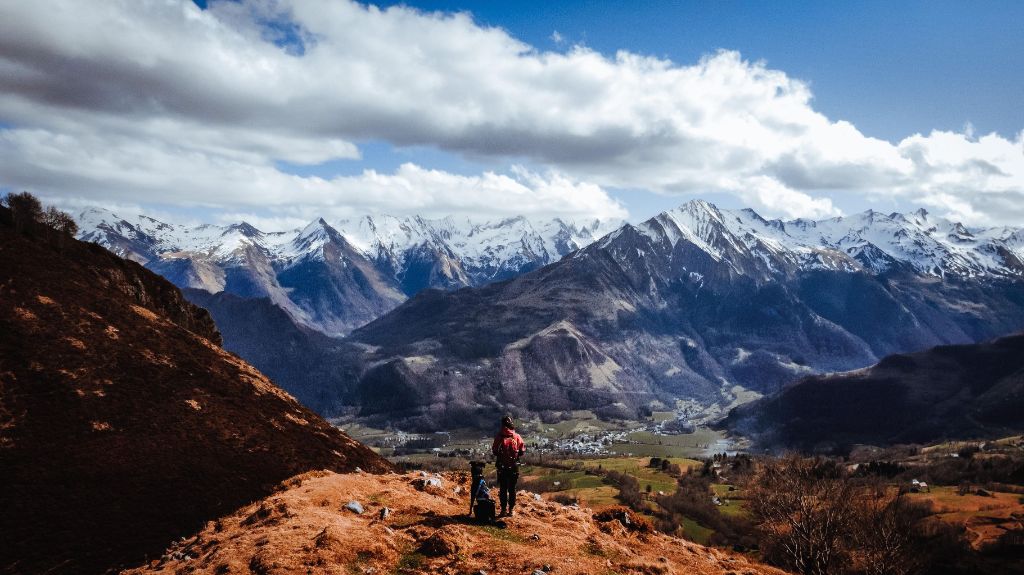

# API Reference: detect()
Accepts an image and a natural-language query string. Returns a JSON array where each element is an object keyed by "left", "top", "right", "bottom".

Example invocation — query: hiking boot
[{"left": 500, "top": 507, "right": 507, "bottom": 516}]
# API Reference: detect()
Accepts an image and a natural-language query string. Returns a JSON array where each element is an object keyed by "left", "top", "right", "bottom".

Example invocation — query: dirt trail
[{"left": 126, "top": 470, "right": 787, "bottom": 575}]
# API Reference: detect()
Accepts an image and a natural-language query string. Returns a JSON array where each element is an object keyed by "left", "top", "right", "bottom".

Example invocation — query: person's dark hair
[{"left": 502, "top": 415, "right": 514, "bottom": 429}]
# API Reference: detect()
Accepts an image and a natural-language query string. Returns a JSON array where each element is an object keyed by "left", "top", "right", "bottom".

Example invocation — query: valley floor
[{"left": 339, "top": 412, "right": 744, "bottom": 461}]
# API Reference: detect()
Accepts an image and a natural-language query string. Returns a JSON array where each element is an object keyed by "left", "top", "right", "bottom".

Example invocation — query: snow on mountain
[
  {"left": 342, "top": 201, "right": 1024, "bottom": 428},
  {"left": 77, "top": 201, "right": 1024, "bottom": 304},
  {"left": 328, "top": 213, "right": 616, "bottom": 287},
  {"left": 74, "top": 201, "right": 1024, "bottom": 425},
  {"left": 78, "top": 208, "right": 612, "bottom": 276},
  {"left": 76, "top": 200, "right": 1023, "bottom": 337},
  {"left": 76, "top": 207, "right": 618, "bottom": 334},
  {"left": 620, "top": 200, "right": 1024, "bottom": 281}
]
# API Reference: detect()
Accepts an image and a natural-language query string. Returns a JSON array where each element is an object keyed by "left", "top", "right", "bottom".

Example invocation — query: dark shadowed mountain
[
  {"left": 0, "top": 207, "right": 392, "bottom": 575},
  {"left": 723, "top": 332, "right": 1024, "bottom": 451},
  {"left": 181, "top": 288, "right": 359, "bottom": 416},
  {"left": 332, "top": 201, "right": 1024, "bottom": 430}
]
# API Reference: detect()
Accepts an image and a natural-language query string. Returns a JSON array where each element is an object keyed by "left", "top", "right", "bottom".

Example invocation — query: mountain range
[
  {"left": 339, "top": 201, "right": 1024, "bottom": 429},
  {"left": 77, "top": 208, "right": 616, "bottom": 336},
  {"left": 76, "top": 201, "right": 1024, "bottom": 428}
]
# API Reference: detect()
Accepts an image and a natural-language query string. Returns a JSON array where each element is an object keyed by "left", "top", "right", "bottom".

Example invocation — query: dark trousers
[{"left": 497, "top": 465, "right": 519, "bottom": 511}]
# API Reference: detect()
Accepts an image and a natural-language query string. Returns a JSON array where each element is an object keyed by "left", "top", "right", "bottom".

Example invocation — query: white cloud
[
  {"left": 0, "top": 125, "right": 627, "bottom": 223},
  {"left": 0, "top": 0, "right": 1022, "bottom": 225},
  {"left": 893, "top": 129, "right": 1024, "bottom": 225},
  {"left": 729, "top": 176, "right": 841, "bottom": 220}
]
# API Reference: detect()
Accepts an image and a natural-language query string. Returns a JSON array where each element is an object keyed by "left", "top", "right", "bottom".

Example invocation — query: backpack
[
  {"left": 496, "top": 434, "right": 521, "bottom": 468},
  {"left": 474, "top": 477, "right": 491, "bottom": 500}
]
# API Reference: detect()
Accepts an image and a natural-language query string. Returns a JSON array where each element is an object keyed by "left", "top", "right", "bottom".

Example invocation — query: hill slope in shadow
[
  {"left": 725, "top": 332, "right": 1024, "bottom": 451},
  {"left": 0, "top": 208, "right": 393, "bottom": 574}
]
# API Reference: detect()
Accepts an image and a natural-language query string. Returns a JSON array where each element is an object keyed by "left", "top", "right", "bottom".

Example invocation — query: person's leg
[
  {"left": 507, "top": 469, "right": 519, "bottom": 514},
  {"left": 497, "top": 468, "right": 509, "bottom": 513}
]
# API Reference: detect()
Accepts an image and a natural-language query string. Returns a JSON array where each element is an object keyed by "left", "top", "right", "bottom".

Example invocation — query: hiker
[{"left": 491, "top": 415, "right": 525, "bottom": 516}]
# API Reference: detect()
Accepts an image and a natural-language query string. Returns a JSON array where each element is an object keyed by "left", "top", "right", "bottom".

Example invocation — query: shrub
[
  {"left": 604, "top": 470, "right": 643, "bottom": 510},
  {"left": 550, "top": 492, "right": 578, "bottom": 506},
  {"left": 593, "top": 506, "right": 654, "bottom": 534},
  {"left": 518, "top": 475, "right": 562, "bottom": 493}
]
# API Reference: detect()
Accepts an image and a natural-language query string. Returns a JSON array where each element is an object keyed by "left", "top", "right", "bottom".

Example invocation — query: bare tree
[
  {"left": 748, "top": 456, "right": 856, "bottom": 575},
  {"left": 3, "top": 192, "right": 79, "bottom": 251},
  {"left": 42, "top": 205, "right": 79, "bottom": 251},
  {"left": 850, "top": 489, "right": 925, "bottom": 575},
  {"left": 3, "top": 191, "right": 44, "bottom": 234},
  {"left": 44, "top": 206, "right": 77, "bottom": 232}
]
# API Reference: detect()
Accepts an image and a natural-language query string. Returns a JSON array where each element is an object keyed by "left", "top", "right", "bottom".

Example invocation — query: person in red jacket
[{"left": 491, "top": 415, "right": 525, "bottom": 516}]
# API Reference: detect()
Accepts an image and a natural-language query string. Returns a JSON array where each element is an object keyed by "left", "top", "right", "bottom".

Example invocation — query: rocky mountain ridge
[
  {"left": 77, "top": 208, "right": 616, "bottom": 335},
  {"left": 75, "top": 201, "right": 1024, "bottom": 429},
  {"left": 336, "top": 200, "right": 1024, "bottom": 429},
  {"left": 611, "top": 200, "right": 1024, "bottom": 281}
]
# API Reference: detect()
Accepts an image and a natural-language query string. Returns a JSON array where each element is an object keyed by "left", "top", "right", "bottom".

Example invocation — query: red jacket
[{"left": 492, "top": 427, "right": 525, "bottom": 466}]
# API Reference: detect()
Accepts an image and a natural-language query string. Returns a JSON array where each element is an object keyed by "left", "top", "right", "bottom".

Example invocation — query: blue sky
[{"left": 2, "top": 0, "right": 1023, "bottom": 229}]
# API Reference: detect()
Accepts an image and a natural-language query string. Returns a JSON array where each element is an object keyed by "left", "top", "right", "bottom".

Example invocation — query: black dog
[{"left": 469, "top": 460, "right": 495, "bottom": 522}]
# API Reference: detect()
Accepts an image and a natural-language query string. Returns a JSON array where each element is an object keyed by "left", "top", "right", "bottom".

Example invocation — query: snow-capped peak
[
  {"left": 626, "top": 203, "right": 1024, "bottom": 280},
  {"left": 76, "top": 208, "right": 620, "bottom": 291}
]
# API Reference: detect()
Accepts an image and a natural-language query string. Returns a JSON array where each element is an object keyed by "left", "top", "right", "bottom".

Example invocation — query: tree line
[{"left": 2, "top": 191, "right": 79, "bottom": 250}]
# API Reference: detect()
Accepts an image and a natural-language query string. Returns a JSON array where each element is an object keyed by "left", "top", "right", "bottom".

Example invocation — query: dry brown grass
[{"left": 125, "top": 471, "right": 787, "bottom": 575}]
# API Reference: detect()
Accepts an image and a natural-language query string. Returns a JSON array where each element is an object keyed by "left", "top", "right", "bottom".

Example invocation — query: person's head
[
  {"left": 501, "top": 415, "right": 514, "bottom": 429},
  {"left": 470, "top": 460, "right": 486, "bottom": 475}
]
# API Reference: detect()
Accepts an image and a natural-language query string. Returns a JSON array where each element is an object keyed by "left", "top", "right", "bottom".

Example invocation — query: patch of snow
[{"left": 621, "top": 200, "right": 1024, "bottom": 280}]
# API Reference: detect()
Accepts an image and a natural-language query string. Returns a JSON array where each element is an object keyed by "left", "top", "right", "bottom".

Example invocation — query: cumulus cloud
[
  {"left": 0, "top": 0, "right": 1022, "bottom": 225},
  {"left": 0, "top": 124, "right": 626, "bottom": 223}
]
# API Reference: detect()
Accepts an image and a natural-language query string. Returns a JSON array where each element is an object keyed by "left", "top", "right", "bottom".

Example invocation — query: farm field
[
  {"left": 711, "top": 483, "right": 748, "bottom": 518},
  {"left": 606, "top": 428, "right": 737, "bottom": 458},
  {"left": 680, "top": 516, "right": 715, "bottom": 545},
  {"left": 910, "top": 486, "right": 1024, "bottom": 549},
  {"left": 565, "top": 456, "right": 701, "bottom": 495},
  {"left": 517, "top": 465, "right": 623, "bottom": 509}
]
